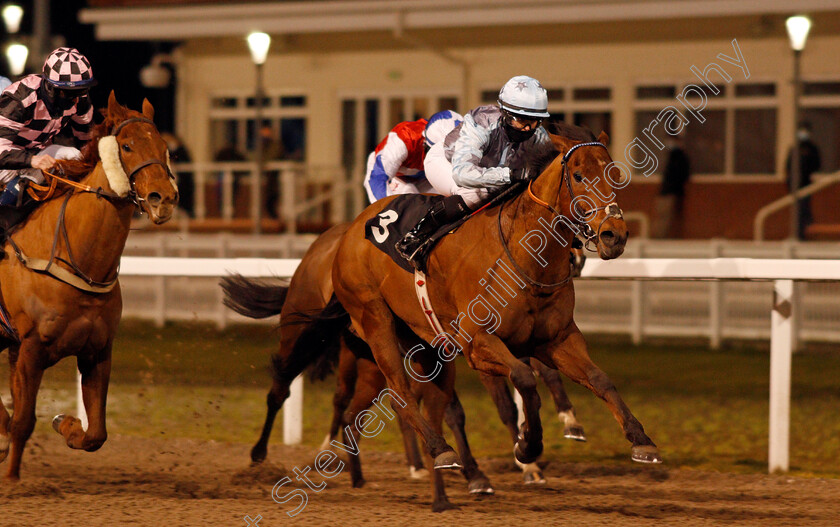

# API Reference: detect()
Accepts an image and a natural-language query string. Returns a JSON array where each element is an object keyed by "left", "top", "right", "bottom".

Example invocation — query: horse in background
[{"left": 0, "top": 92, "right": 178, "bottom": 480}]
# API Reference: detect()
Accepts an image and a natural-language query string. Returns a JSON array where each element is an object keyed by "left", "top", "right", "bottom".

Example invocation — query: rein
[
  {"left": 7, "top": 116, "right": 166, "bottom": 294},
  {"left": 496, "top": 141, "right": 623, "bottom": 289}
]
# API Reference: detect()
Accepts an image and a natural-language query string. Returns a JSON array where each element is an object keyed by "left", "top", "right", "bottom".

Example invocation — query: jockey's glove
[{"left": 509, "top": 167, "right": 531, "bottom": 182}]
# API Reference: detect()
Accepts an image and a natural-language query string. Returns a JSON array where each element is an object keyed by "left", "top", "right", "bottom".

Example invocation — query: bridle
[
  {"left": 497, "top": 140, "right": 624, "bottom": 289},
  {"left": 6, "top": 116, "right": 173, "bottom": 294},
  {"left": 111, "top": 117, "right": 176, "bottom": 207}
]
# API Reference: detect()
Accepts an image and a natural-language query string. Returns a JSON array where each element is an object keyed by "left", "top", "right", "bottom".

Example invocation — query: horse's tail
[
  {"left": 279, "top": 294, "right": 349, "bottom": 382},
  {"left": 220, "top": 274, "right": 289, "bottom": 319}
]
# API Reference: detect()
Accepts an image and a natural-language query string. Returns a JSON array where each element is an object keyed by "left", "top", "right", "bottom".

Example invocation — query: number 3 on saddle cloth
[{"left": 364, "top": 195, "right": 463, "bottom": 273}]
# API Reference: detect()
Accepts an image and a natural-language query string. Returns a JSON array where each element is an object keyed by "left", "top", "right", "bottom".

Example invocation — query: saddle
[{"left": 364, "top": 183, "right": 528, "bottom": 272}]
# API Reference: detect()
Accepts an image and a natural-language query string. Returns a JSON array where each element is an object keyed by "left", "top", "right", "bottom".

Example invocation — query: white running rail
[{"left": 72, "top": 256, "right": 840, "bottom": 472}]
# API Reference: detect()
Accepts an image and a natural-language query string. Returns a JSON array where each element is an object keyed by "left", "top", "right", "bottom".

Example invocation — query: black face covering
[{"left": 503, "top": 122, "right": 537, "bottom": 143}]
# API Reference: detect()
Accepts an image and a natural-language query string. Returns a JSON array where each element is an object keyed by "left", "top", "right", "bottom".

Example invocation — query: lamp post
[
  {"left": 3, "top": 3, "right": 27, "bottom": 78},
  {"left": 247, "top": 31, "right": 270, "bottom": 234},
  {"left": 786, "top": 15, "right": 812, "bottom": 240}
]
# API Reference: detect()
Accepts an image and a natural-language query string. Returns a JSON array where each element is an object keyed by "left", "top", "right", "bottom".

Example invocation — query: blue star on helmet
[{"left": 515, "top": 81, "right": 528, "bottom": 91}]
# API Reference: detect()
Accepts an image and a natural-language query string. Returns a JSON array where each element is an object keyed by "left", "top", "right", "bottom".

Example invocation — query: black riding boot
[{"left": 396, "top": 195, "right": 469, "bottom": 267}]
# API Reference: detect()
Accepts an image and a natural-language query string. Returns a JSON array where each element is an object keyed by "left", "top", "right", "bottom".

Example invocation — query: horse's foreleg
[
  {"left": 470, "top": 333, "right": 543, "bottom": 465},
  {"left": 352, "top": 303, "right": 458, "bottom": 469},
  {"left": 477, "top": 372, "right": 544, "bottom": 484},
  {"left": 443, "top": 390, "right": 493, "bottom": 494},
  {"left": 530, "top": 358, "right": 586, "bottom": 442},
  {"left": 0, "top": 369, "right": 9, "bottom": 464},
  {"left": 54, "top": 349, "right": 111, "bottom": 452},
  {"left": 539, "top": 329, "right": 661, "bottom": 463},
  {"left": 5, "top": 346, "right": 44, "bottom": 480}
]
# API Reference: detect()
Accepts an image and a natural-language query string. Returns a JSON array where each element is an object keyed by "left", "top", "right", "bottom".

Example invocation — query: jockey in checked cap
[
  {"left": 363, "top": 110, "right": 463, "bottom": 204},
  {"left": 0, "top": 47, "right": 96, "bottom": 209}
]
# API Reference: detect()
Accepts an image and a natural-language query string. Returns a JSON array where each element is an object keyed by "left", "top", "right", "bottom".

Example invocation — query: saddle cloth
[{"left": 364, "top": 194, "right": 455, "bottom": 272}]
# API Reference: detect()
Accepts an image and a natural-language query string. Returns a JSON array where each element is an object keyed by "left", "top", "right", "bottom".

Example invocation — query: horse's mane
[
  {"left": 52, "top": 107, "right": 140, "bottom": 180},
  {"left": 524, "top": 121, "right": 598, "bottom": 175}
]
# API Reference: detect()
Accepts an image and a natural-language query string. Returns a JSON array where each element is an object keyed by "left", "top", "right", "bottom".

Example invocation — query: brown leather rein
[{"left": 7, "top": 116, "right": 170, "bottom": 294}]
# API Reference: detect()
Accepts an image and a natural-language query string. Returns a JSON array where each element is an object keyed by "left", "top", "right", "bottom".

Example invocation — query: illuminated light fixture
[
  {"left": 247, "top": 31, "right": 271, "bottom": 65},
  {"left": 6, "top": 42, "right": 27, "bottom": 75},
  {"left": 2, "top": 4, "right": 23, "bottom": 34},
  {"left": 785, "top": 15, "right": 812, "bottom": 52}
]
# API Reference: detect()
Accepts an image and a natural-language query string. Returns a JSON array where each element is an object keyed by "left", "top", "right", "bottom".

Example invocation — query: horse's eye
[
  {"left": 122, "top": 143, "right": 132, "bottom": 153},
  {"left": 573, "top": 171, "right": 583, "bottom": 182}
]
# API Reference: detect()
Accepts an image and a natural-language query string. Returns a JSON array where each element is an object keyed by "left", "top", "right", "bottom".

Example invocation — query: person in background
[
  {"left": 786, "top": 122, "right": 821, "bottom": 240},
  {"left": 363, "top": 110, "right": 463, "bottom": 204},
  {"left": 653, "top": 133, "right": 690, "bottom": 239}
]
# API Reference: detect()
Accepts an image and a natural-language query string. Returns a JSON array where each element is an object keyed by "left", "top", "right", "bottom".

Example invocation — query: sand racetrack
[{"left": 3, "top": 431, "right": 839, "bottom": 526}]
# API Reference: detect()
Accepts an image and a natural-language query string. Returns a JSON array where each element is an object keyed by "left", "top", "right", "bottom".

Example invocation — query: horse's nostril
[
  {"left": 600, "top": 230, "right": 615, "bottom": 245},
  {"left": 147, "top": 192, "right": 162, "bottom": 207}
]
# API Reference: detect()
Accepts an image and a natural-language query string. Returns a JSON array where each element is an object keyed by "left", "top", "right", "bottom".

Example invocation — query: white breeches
[
  {"left": 0, "top": 144, "right": 83, "bottom": 185},
  {"left": 423, "top": 143, "right": 490, "bottom": 209}
]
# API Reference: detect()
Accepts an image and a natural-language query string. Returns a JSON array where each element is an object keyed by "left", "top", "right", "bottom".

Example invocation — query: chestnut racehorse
[
  {"left": 0, "top": 92, "right": 178, "bottom": 480},
  {"left": 329, "top": 124, "right": 661, "bottom": 482}
]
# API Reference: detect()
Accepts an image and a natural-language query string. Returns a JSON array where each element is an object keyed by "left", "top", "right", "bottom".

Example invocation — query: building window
[
  {"left": 209, "top": 92, "right": 308, "bottom": 162},
  {"left": 633, "top": 81, "right": 776, "bottom": 178},
  {"left": 801, "top": 81, "right": 840, "bottom": 173}
]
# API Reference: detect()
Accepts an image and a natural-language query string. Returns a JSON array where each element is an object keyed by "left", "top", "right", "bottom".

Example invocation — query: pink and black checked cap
[{"left": 42, "top": 47, "right": 96, "bottom": 89}]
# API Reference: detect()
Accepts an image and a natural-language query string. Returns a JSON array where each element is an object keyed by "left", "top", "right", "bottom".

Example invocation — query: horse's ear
[
  {"left": 107, "top": 91, "right": 119, "bottom": 112},
  {"left": 107, "top": 91, "right": 127, "bottom": 123},
  {"left": 597, "top": 131, "right": 610, "bottom": 146},
  {"left": 549, "top": 133, "right": 576, "bottom": 155},
  {"left": 142, "top": 98, "right": 155, "bottom": 120}
]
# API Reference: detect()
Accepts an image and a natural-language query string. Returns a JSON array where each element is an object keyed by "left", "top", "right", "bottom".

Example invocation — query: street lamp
[
  {"left": 785, "top": 15, "right": 812, "bottom": 240},
  {"left": 3, "top": 3, "right": 27, "bottom": 78},
  {"left": 247, "top": 31, "right": 270, "bottom": 234}
]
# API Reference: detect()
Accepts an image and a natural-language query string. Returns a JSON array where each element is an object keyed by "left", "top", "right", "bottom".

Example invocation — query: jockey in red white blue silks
[
  {"left": 363, "top": 110, "right": 463, "bottom": 203},
  {"left": 0, "top": 47, "right": 96, "bottom": 208}
]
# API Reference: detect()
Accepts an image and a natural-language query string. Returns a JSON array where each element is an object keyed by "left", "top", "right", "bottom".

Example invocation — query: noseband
[{"left": 560, "top": 141, "right": 624, "bottom": 250}]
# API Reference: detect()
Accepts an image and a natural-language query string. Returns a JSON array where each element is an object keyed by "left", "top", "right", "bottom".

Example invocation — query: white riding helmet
[
  {"left": 497, "top": 75, "right": 550, "bottom": 118},
  {"left": 424, "top": 110, "right": 463, "bottom": 149}
]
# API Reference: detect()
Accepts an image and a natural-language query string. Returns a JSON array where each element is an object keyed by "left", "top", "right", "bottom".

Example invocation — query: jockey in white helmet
[{"left": 397, "top": 75, "right": 555, "bottom": 266}]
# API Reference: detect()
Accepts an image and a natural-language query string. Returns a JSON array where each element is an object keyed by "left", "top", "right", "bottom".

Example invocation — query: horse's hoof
[
  {"left": 409, "top": 466, "right": 429, "bottom": 479},
  {"left": 468, "top": 476, "right": 495, "bottom": 495},
  {"left": 433, "top": 450, "right": 462, "bottom": 470},
  {"left": 318, "top": 433, "right": 333, "bottom": 452},
  {"left": 250, "top": 446, "right": 267, "bottom": 464},
  {"left": 51, "top": 414, "right": 66, "bottom": 434},
  {"left": 351, "top": 477, "right": 366, "bottom": 489},
  {"left": 432, "top": 501, "right": 460, "bottom": 513},
  {"left": 631, "top": 445, "right": 662, "bottom": 464},
  {"left": 563, "top": 425, "right": 587, "bottom": 442},
  {"left": 513, "top": 442, "right": 542, "bottom": 465},
  {"left": 522, "top": 468, "right": 546, "bottom": 485}
]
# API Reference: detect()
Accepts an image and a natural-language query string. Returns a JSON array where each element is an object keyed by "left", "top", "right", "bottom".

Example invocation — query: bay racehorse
[
  {"left": 329, "top": 123, "right": 661, "bottom": 479},
  {"left": 222, "top": 224, "right": 585, "bottom": 490},
  {"left": 222, "top": 224, "right": 495, "bottom": 508},
  {"left": 0, "top": 92, "right": 178, "bottom": 480}
]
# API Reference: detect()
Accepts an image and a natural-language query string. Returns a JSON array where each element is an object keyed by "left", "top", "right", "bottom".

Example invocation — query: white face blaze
[
  {"left": 166, "top": 149, "right": 178, "bottom": 192},
  {"left": 98, "top": 135, "right": 131, "bottom": 197}
]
